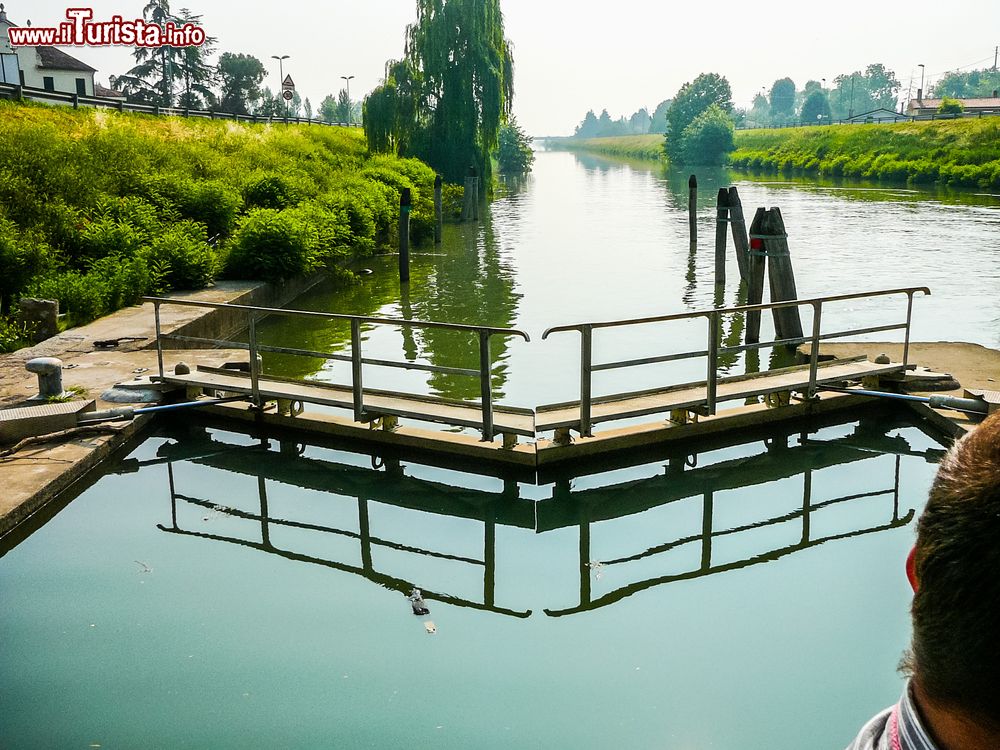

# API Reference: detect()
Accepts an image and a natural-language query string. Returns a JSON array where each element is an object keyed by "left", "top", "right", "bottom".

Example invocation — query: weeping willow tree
[{"left": 364, "top": 0, "right": 514, "bottom": 183}]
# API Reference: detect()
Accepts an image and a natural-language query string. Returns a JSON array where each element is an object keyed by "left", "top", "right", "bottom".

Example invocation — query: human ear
[{"left": 906, "top": 546, "right": 919, "bottom": 593}]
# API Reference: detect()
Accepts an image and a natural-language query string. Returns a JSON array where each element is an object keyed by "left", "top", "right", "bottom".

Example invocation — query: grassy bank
[
  {"left": 732, "top": 119, "right": 1000, "bottom": 188},
  {"left": 547, "top": 135, "right": 664, "bottom": 161},
  {"left": 0, "top": 101, "right": 439, "bottom": 351},
  {"left": 550, "top": 119, "right": 1000, "bottom": 190}
]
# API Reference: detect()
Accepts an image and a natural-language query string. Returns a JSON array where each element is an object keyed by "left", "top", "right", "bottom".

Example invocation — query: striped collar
[{"left": 846, "top": 681, "right": 938, "bottom": 750}]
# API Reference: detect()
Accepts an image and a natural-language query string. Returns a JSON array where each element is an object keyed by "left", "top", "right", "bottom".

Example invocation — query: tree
[
  {"left": 679, "top": 104, "right": 734, "bottom": 165},
  {"left": 336, "top": 88, "right": 352, "bottom": 122},
  {"left": 174, "top": 8, "right": 216, "bottom": 109},
  {"left": 575, "top": 110, "right": 599, "bottom": 138},
  {"left": 938, "top": 97, "right": 964, "bottom": 114},
  {"left": 863, "top": 63, "right": 900, "bottom": 109},
  {"left": 217, "top": 53, "right": 266, "bottom": 115},
  {"left": 933, "top": 68, "right": 1000, "bottom": 98},
  {"left": 665, "top": 73, "right": 732, "bottom": 162},
  {"left": 497, "top": 117, "right": 534, "bottom": 174},
  {"left": 364, "top": 0, "right": 514, "bottom": 182},
  {"left": 319, "top": 94, "right": 337, "bottom": 124},
  {"left": 304, "top": 97, "right": 312, "bottom": 120},
  {"left": 769, "top": 77, "right": 796, "bottom": 124},
  {"left": 648, "top": 99, "right": 671, "bottom": 133},
  {"left": 115, "top": 0, "right": 184, "bottom": 105},
  {"left": 800, "top": 89, "right": 832, "bottom": 124},
  {"left": 629, "top": 107, "right": 651, "bottom": 134},
  {"left": 749, "top": 93, "right": 770, "bottom": 128}
]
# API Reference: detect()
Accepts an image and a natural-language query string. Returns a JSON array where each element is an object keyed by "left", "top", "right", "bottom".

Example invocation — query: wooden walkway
[
  {"left": 163, "top": 366, "right": 536, "bottom": 437},
  {"left": 536, "top": 357, "right": 905, "bottom": 431}
]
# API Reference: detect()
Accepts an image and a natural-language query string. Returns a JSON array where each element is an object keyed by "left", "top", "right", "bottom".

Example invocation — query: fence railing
[
  {"left": 145, "top": 297, "right": 531, "bottom": 441},
  {"left": 541, "top": 287, "right": 931, "bottom": 437},
  {"left": 0, "top": 82, "right": 359, "bottom": 127}
]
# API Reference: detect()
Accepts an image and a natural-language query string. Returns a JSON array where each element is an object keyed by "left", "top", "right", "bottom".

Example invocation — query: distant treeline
[{"left": 570, "top": 64, "right": 1000, "bottom": 136}]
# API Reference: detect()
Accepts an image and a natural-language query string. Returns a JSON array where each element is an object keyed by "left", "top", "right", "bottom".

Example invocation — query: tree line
[{"left": 109, "top": 0, "right": 357, "bottom": 123}]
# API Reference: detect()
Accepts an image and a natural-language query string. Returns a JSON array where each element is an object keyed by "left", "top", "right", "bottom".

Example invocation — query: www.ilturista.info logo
[{"left": 7, "top": 8, "right": 207, "bottom": 47}]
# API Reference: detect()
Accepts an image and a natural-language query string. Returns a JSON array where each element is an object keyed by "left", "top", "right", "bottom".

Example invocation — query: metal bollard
[{"left": 26, "top": 357, "right": 64, "bottom": 400}]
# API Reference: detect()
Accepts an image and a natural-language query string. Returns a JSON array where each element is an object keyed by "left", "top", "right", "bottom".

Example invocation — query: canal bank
[{"left": 0, "top": 276, "right": 323, "bottom": 539}]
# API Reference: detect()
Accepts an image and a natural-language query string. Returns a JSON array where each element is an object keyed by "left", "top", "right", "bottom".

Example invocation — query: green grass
[
  {"left": 0, "top": 101, "right": 438, "bottom": 347},
  {"left": 550, "top": 119, "right": 1000, "bottom": 189},
  {"left": 731, "top": 119, "right": 1000, "bottom": 188},
  {"left": 548, "top": 135, "right": 665, "bottom": 161}
]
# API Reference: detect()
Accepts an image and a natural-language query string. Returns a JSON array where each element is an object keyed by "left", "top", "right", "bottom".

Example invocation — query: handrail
[
  {"left": 541, "top": 287, "right": 930, "bottom": 337},
  {"left": 146, "top": 296, "right": 529, "bottom": 442},
  {"left": 540, "top": 287, "right": 930, "bottom": 437}
]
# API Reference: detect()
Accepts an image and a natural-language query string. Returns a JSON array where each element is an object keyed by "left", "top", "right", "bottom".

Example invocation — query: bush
[
  {"left": 146, "top": 221, "right": 217, "bottom": 289},
  {"left": 938, "top": 97, "right": 964, "bottom": 115},
  {"left": 31, "top": 270, "right": 106, "bottom": 325},
  {"left": 0, "top": 218, "right": 51, "bottom": 313},
  {"left": 242, "top": 173, "right": 302, "bottom": 210},
  {"left": 0, "top": 316, "right": 35, "bottom": 354},
  {"left": 679, "top": 104, "right": 736, "bottom": 165},
  {"left": 226, "top": 208, "right": 318, "bottom": 282}
]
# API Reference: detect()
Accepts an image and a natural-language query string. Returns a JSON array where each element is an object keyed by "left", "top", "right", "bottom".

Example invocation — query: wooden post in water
[
  {"left": 763, "top": 207, "right": 803, "bottom": 341},
  {"left": 745, "top": 207, "right": 768, "bottom": 344},
  {"left": 462, "top": 167, "right": 476, "bottom": 222},
  {"left": 434, "top": 175, "right": 443, "bottom": 244},
  {"left": 727, "top": 186, "right": 750, "bottom": 282},
  {"left": 399, "top": 188, "right": 411, "bottom": 283},
  {"left": 472, "top": 167, "right": 480, "bottom": 221},
  {"left": 688, "top": 174, "right": 698, "bottom": 250},
  {"left": 714, "top": 188, "right": 729, "bottom": 289}
]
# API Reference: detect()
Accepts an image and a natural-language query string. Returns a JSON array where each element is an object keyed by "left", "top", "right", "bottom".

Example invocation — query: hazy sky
[{"left": 13, "top": 0, "right": 1000, "bottom": 134}]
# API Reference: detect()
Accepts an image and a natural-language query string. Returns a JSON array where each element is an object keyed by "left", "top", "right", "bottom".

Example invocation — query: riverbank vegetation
[
  {"left": 549, "top": 117, "right": 1000, "bottom": 189},
  {"left": 0, "top": 101, "right": 437, "bottom": 351},
  {"left": 730, "top": 118, "right": 1000, "bottom": 188}
]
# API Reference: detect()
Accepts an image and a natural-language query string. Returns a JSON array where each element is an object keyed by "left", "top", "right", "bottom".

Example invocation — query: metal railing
[
  {"left": 541, "top": 287, "right": 930, "bottom": 437},
  {"left": 0, "top": 82, "right": 360, "bottom": 126},
  {"left": 145, "top": 297, "right": 530, "bottom": 441}
]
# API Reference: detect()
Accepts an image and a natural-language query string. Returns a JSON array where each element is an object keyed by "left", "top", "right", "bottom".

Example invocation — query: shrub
[
  {"left": 146, "top": 221, "right": 217, "bottom": 289},
  {"left": 0, "top": 316, "right": 35, "bottom": 354},
  {"left": 242, "top": 173, "right": 302, "bottom": 209},
  {"left": 31, "top": 270, "right": 106, "bottom": 325},
  {"left": 0, "top": 218, "right": 51, "bottom": 313},
  {"left": 679, "top": 104, "right": 735, "bottom": 165},
  {"left": 937, "top": 97, "right": 964, "bottom": 115},
  {"left": 226, "top": 208, "right": 318, "bottom": 281}
]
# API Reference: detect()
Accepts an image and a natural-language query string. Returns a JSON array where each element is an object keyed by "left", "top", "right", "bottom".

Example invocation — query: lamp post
[
  {"left": 849, "top": 74, "right": 856, "bottom": 120},
  {"left": 918, "top": 63, "right": 925, "bottom": 98},
  {"left": 272, "top": 54, "right": 289, "bottom": 117},
  {"left": 341, "top": 74, "right": 354, "bottom": 123}
]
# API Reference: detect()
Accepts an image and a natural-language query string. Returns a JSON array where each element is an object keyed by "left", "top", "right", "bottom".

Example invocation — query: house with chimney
[
  {"left": 906, "top": 89, "right": 1000, "bottom": 117},
  {"left": 0, "top": 3, "right": 97, "bottom": 96}
]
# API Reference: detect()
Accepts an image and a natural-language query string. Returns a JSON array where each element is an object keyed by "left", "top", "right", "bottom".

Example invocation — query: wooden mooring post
[
  {"left": 762, "top": 208, "right": 802, "bottom": 340},
  {"left": 688, "top": 174, "right": 697, "bottom": 250},
  {"left": 745, "top": 207, "right": 768, "bottom": 344},
  {"left": 727, "top": 186, "right": 750, "bottom": 282},
  {"left": 399, "top": 188, "right": 411, "bottom": 283},
  {"left": 714, "top": 188, "right": 729, "bottom": 289},
  {"left": 462, "top": 167, "right": 480, "bottom": 222},
  {"left": 434, "top": 174, "right": 443, "bottom": 244},
  {"left": 744, "top": 206, "right": 802, "bottom": 344}
]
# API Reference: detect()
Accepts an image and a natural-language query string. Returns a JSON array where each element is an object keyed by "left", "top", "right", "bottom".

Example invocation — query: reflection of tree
[{"left": 409, "top": 214, "right": 521, "bottom": 400}]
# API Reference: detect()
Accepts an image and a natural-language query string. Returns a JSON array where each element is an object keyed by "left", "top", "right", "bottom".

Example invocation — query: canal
[{"left": 2, "top": 150, "right": 998, "bottom": 748}]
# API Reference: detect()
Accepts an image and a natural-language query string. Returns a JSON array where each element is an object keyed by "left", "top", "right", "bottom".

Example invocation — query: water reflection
[{"left": 124, "top": 411, "right": 941, "bottom": 619}]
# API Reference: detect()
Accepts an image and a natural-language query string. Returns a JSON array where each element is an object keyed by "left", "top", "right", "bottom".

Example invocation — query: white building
[{"left": 0, "top": 4, "right": 97, "bottom": 96}]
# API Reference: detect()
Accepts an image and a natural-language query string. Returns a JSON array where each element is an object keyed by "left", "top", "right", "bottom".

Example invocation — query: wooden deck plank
[
  {"left": 161, "top": 370, "right": 536, "bottom": 437},
  {"left": 535, "top": 359, "right": 906, "bottom": 431}
]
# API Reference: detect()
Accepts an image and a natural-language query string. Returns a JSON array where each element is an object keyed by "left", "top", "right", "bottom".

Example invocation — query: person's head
[{"left": 906, "top": 412, "right": 1000, "bottom": 727}]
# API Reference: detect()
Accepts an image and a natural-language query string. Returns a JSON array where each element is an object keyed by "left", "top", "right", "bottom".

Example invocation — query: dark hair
[{"left": 910, "top": 412, "right": 1000, "bottom": 724}]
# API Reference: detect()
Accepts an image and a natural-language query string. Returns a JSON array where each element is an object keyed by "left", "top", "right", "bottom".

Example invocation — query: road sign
[
  {"left": 282, "top": 90, "right": 294, "bottom": 101},
  {"left": 281, "top": 74, "right": 295, "bottom": 91}
]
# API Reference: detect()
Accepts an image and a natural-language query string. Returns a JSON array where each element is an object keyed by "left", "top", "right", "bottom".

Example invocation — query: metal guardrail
[
  {"left": 541, "top": 287, "right": 931, "bottom": 437},
  {"left": 145, "top": 297, "right": 531, "bottom": 441},
  {"left": 0, "top": 82, "right": 359, "bottom": 127}
]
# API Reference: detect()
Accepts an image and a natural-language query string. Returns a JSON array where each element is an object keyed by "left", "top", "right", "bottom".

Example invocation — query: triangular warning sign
[{"left": 282, "top": 74, "right": 295, "bottom": 90}]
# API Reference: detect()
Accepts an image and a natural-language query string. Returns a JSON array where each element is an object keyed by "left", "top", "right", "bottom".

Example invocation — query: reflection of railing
[
  {"left": 146, "top": 297, "right": 531, "bottom": 441},
  {"left": 541, "top": 287, "right": 930, "bottom": 436},
  {"left": 158, "top": 461, "right": 531, "bottom": 618},
  {"left": 545, "top": 454, "right": 912, "bottom": 617}
]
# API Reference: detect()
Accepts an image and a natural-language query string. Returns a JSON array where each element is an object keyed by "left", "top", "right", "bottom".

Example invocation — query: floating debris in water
[
  {"left": 588, "top": 561, "right": 605, "bottom": 580},
  {"left": 424, "top": 621, "right": 437, "bottom": 634},
  {"left": 134, "top": 560, "right": 152, "bottom": 574},
  {"left": 408, "top": 588, "right": 430, "bottom": 615}
]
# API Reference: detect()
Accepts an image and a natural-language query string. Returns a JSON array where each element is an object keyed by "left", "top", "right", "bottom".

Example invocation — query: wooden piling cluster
[{"left": 462, "top": 167, "right": 480, "bottom": 222}]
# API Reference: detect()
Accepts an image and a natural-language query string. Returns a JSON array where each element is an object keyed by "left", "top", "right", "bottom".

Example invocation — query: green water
[
  {"left": 1, "top": 413, "right": 942, "bottom": 748},
  {"left": 254, "top": 150, "right": 1000, "bottom": 411}
]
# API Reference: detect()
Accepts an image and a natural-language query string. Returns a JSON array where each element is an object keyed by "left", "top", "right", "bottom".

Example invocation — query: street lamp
[
  {"left": 272, "top": 54, "right": 290, "bottom": 117},
  {"left": 918, "top": 63, "right": 925, "bottom": 98},
  {"left": 849, "top": 74, "right": 856, "bottom": 120},
  {"left": 341, "top": 75, "right": 355, "bottom": 123}
]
